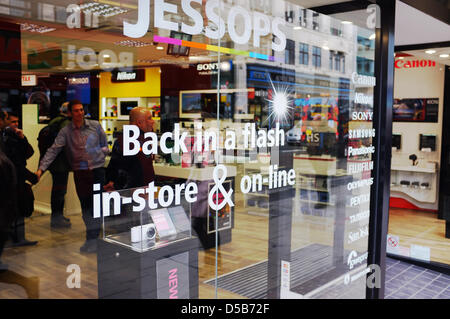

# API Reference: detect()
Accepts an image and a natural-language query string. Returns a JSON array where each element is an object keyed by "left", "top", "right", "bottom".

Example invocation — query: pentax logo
[{"left": 395, "top": 59, "right": 436, "bottom": 69}]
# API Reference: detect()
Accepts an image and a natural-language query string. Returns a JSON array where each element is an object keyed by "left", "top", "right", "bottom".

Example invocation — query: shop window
[
  {"left": 299, "top": 43, "right": 309, "bottom": 65},
  {"left": 342, "top": 55, "right": 346, "bottom": 73},
  {"left": 285, "top": 10, "right": 294, "bottom": 23},
  {"left": 285, "top": 39, "right": 295, "bottom": 65},
  {"left": 357, "top": 56, "right": 374, "bottom": 76},
  {"left": 334, "top": 53, "right": 341, "bottom": 72},
  {"left": 299, "top": 8, "right": 307, "bottom": 27},
  {"left": 329, "top": 51, "right": 334, "bottom": 70},
  {"left": 357, "top": 35, "right": 375, "bottom": 51},
  {"left": 312, "top": 46, "right": 321, "bottom": 68},
  {"left": 312, "top": 12, "right": 320, "bottom": 31},
  {"left": 331, "top": 27, "right": 342, "bottom": 37}
]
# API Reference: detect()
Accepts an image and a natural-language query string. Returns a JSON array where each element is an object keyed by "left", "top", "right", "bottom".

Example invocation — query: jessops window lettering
[{"left": 124, "top": 0, "right": 287, "bottom": 51}]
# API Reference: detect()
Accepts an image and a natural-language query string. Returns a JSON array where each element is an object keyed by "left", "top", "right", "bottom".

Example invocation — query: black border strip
[
  {"left": 310, "top": 0, "right": 373, "bottom": 15},
  {"left": 395, "top": 41, "right": 450, "bottom": 52},
  {"left": 387, "top": 253, "right": 450, "bottom": 275},
  {"left": 400, "top": 0, "right": 450, "bottom": 25},
  {"left": 366, "top": 0, "right": 396, "bottom": 300}
]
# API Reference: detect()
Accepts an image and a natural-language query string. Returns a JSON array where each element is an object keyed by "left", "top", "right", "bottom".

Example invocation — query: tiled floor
[{"left": 385, "top": 257, "right": 450, "bottom": 299}]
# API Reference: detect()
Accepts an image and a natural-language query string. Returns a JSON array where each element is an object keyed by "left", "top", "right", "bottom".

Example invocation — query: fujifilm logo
[{"left": 117, "top": 72, "right": 137, "bottom": 81}]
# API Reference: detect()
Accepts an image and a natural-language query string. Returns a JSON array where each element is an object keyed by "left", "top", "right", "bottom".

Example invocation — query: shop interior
[
  {"left": 386, "top": 1, "right": 450, "bottom": 267},
  {"left": 388, "top": 46, "right": 450, "bottom": 266}
]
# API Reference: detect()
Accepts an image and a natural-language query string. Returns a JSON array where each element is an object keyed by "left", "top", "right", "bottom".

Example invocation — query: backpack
[{"left": 37, "top": 117, "right": 65, "bottom": 160}]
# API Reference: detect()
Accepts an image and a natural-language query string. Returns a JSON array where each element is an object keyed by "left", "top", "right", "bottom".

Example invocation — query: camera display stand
[{"left": 97, "top": 236, "right": 199, "bottom": 299}]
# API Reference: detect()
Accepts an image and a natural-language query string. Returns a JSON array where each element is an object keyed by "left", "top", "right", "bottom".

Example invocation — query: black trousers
[
  {"left": 50, "top": 170, "right": 69, "bottom": 220},
  {"left": 74, "top": 168, "right": 105, "bottom": 240}
]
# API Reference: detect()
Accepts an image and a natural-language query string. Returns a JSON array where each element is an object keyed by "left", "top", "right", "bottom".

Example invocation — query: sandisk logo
[{"left": 395, "top": 59, "right": 436, "bottom": 69}]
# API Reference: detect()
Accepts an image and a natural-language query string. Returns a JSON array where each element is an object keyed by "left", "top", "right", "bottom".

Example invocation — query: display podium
[
  {"left": 97, "top": 236, "right": 199, "bottom": 299},
  {"left": 97, "top": 187, "right": 199, "bottom": 299}
]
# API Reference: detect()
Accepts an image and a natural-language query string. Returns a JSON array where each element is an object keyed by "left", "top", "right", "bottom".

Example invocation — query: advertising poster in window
[{"left": 393, "top": 98, "right": 439, "bottom": 122}]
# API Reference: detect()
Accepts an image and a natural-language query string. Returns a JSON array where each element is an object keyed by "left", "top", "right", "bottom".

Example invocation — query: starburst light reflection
[{"left": 265, "top": 74, "right": 293, "bottom": 124}]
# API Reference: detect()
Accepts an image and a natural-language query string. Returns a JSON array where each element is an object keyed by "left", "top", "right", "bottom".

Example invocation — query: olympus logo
[{"left": 117, "top": 72, "right": 137, "bottom": 81}]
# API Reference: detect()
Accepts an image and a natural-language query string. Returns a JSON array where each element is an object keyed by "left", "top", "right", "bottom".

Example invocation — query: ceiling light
[
  {"left": 156, "top": 46, "right": 164, "bottom": 50},
  {"left": 439, "top": 54, "right": 449, "bottom": 58},
  {"left": 293, "top": 26, "right": 302, "bottom": 30},
  {"left": 114, "top": 40, "right": 151, "bottom": 48},
  {"left": 79, "top": 2, "right": 128, "bottom": 17},
  {"left": 341, "top": 21, "right": 352, "bottom": 25},
  {"left": 425, "top": 50, "right": 436, "bottom": 54},
  {"left": 20, "top": 23, "right": 55, "bottom": 33}
]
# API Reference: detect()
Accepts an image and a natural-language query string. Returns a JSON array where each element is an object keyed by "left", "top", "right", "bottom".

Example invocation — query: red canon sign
[{"left": 395, "top": 59, "right": 436, "bottom": 69}]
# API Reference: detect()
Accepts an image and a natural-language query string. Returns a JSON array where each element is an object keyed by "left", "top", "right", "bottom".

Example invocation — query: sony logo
[
  {"left": 395, "top": 59, "right": 436, "bottom": 69},
  {"left": 124, "top": 0, "right": 286, "bottom": 51},
  {"left": 197, "top": 63, "right": 219, "bottom": 71}
]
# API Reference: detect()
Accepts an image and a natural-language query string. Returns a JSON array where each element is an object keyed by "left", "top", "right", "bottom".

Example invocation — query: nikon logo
[{"left": 116, "top": 72, "right": 137, "bottom": 80}]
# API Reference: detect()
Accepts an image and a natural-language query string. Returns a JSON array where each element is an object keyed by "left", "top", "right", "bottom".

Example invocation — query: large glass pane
[
  {"left": 211, "top": 1, "right": 378, "bottom": 299},
  {"left": 0, "top": 0, "right": 378, "bottom": 300}
]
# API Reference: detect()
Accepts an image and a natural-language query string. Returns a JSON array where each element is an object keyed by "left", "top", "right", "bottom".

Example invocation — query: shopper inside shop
[
  {"left": 104, "top": 106, "right": 155, "bottom": 191},
  {"left": 1, "top": 111, "right": 38, "bottom": 247},
  {"left": 38, "top": 102, "right": 72, "bottom": 229},
  {"left": 36, "top": 100, "right": 109, "bottom": 253},
  {"left": 0, "top": 121, "right": 17, "bottom": 271}
]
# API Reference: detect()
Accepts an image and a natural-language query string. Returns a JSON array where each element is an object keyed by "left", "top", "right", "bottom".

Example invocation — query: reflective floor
[
  {"left": 0, "top": 211, "right": 448, "bottom": 299},
  {"left": 385, "top": 258, "right": 450, "bottom": 299}
]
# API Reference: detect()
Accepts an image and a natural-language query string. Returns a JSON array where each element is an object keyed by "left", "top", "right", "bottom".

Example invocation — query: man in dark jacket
[
  {"left": 104, "top": 106, "right": 155, "bottom": 191},
  {"left": 0, "top": 149, "right": 17, "bottom": 270},
  {"left": 2, "top": 112, "right": 38, "bottom": 246},
  {"left": 45, "top": 102, "right": 72, "bottom": 228}
]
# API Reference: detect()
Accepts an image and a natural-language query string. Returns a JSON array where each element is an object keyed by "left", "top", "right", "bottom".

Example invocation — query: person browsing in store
[
  {"left": 36, "top": 100, "right": 109, "bottom": 253},
  {"left": 1, "top": 111, "right": 38, "bottom": 247},
  {"left": 104, "top": 106, "right": 155, "bottom": 191},
  {"left": 39, "top": 102, "right": 72, "bottom": 229}
]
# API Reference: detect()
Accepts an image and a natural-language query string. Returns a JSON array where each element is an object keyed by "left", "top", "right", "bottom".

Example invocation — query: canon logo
[{"left": 395, "top": 59, "right": 436, "bottom": 69}]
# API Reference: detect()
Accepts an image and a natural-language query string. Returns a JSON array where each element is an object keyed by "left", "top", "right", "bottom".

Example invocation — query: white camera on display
[{"left": 130, "top": 223, "right": 156, "bottom": 243}]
